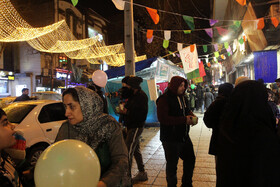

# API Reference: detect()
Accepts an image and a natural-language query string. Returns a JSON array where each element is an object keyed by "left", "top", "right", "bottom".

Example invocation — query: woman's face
[
  {"left": 0, "top": 115, "right": 16, "bottom": 150},
  {"left": 63, "top": 94, "right": 84, "bottom": 125}
]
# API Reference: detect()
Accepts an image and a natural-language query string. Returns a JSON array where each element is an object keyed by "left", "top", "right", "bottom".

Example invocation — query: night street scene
[{"left": 1, "top": 0, "right": 280, "bottom": 186}]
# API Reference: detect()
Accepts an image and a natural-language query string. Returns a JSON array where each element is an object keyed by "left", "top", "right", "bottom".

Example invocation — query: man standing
[
  {"left": 14, "top": 88, "right": 31, "bottom": 102},
  {"left": 156, "top": 76, "right": 197, "bottom": 187},
  {"left": 119, "top": 76, "right": 148, "bottom": 184}
]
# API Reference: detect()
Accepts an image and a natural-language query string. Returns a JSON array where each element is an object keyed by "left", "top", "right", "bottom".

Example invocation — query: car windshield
[{"left": 4, "top": 104, "right": 36, "bottom": 124}]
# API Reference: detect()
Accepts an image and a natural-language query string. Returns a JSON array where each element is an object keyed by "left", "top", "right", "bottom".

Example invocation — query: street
[{"left": 132, "top": 113, "right": 216, "bottom": 187}]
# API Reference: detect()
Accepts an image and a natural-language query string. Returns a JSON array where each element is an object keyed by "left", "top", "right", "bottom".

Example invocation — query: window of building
[
  {"left": 88, "top": 26, "right": 103, "bottom": 42},
  {"left": 0, "top": 80, "right": 8, "bottom": 94}
]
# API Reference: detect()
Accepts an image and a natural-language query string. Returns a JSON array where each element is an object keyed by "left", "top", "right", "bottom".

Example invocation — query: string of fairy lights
[{"left": 0, "top": 0, "right": 145, "bottom": 66}]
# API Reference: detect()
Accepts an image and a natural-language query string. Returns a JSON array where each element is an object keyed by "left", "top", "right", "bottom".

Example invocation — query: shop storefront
[{"left": 0, "top": 71, "right": 15, "bottom": 98}]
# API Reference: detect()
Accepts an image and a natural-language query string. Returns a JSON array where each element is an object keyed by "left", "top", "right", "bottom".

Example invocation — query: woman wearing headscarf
[
  {"left": 217, "top": 80, "right": 280, "bottom": 187},
  {"left": 55, "top": 87, "right": 128, "bottom": 187},
  {"left": 203, "top": 83, "right": 233, "bottom": 163}
]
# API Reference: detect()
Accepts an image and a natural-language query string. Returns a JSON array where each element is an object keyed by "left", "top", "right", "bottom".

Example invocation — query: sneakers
[{"left": 132, "top": 171, "right": 148, "bottom": 183}]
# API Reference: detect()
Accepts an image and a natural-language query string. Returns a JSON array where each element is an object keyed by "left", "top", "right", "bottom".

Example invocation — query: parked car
[
  {"left": 3, "top": 100, "right": 67, "bottom": 166},
  {"left": 0, "top": 96, "right": 16, "bottom": 108}
]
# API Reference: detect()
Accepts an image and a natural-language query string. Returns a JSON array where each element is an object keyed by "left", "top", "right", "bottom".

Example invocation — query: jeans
[{"left": 162, "top": 136, "right": 196, "bottom": 187}]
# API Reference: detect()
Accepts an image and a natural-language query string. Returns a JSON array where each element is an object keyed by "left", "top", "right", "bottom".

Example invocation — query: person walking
[
  {"left": 156, "top": 76, "right": 197, "bottom": 187},
  {"left": 55, "top": 87, "right": 128, "bottom": 187},
  {"left": 204, "top": 87, "right": 214, "bottom": 110},
  {"left": 118, "top": 76, "right": 148, "bottom": 184},
  {"left": 14, "top": 88, "right": 31, "bottom": 102},
  {"left": 217, "top": 80, "right": 280, "bottom": 187},
  {"left": 203, "top": 83, "right": 233, "bottom": 167}
]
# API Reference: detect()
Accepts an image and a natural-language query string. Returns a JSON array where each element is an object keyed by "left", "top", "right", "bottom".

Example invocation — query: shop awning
[{"left": 105, "top": 57, "right": 157, "bottom": 79}]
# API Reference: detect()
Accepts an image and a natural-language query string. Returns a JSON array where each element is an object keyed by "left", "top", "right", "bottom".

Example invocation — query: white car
[{"left": 3, "top": 100, "right": 67, "bottom": 166}]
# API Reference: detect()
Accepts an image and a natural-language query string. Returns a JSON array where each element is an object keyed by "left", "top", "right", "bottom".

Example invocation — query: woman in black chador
[{"left": 217, "top": 80, "right": 280, "bottom": 187}]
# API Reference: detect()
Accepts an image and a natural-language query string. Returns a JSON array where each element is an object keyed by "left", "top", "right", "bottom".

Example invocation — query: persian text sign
[{"left": 179, "top": 45, "right": 199, "bottom": 73}]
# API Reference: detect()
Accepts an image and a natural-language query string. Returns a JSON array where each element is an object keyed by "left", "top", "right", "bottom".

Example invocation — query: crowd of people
[{"left": 2, "top": 74, "right": 280, "bottom": 187}]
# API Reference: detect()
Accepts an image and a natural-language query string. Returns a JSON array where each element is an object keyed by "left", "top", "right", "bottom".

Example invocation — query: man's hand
[
  {"left": 186, "top": 115, "right": 193, "bottom": 125},
  {"left": 97, "top": 181, "right": 107, "bottom": 187}
]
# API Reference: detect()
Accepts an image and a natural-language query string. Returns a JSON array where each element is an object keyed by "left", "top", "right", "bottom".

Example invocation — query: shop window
[{"left": 0, "top": 80, "right": 8, "bottom": 94}]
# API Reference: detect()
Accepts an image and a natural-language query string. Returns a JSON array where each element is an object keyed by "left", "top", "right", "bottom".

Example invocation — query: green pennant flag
[
  {"left": 234, "top": 21, "right": 241, "bottom": 28},
  {"left": 168, "top": 51, "right": 173, "bottom": 54},
  {"left": 203, "top": 45, "right": 208, "bottom": 53},
  {"left": 183, "top": 16, "right": 195, "bottom": 31},
  {"left": 224, "top": 42, "right": 229, "bottom": 49},
  {"left": 239, "top": 38, "right": 244, "bottom": 44},
  {"left": 183, "top": 30, "right": 191, "bottom": 34},
  {"left": 187, "top": 68, "right": 200, "bottom": 80},
  {"left": 71, "top": 0, "right": 78, "bottom": 6},
  {"left": 214, "top": 51, "right": 220, "bottom": 58},
  {"left": 227, "top": 52, "right": 231, "bottom": 56},
  {"left": 163, "top": 39, "right": 169, "bottom": 48}
]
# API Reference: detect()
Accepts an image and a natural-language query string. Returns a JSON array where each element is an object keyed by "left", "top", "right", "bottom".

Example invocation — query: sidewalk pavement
[{"left": 132, "top": 113, "right": 216, "bottom": 187}]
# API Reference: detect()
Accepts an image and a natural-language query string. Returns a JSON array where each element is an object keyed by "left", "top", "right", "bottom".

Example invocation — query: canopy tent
[{"left": 105, "top": 57, "right": 157, "bottom": 79}]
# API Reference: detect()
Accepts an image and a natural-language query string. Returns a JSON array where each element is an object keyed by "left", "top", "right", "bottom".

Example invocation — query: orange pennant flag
[
  {"left": 271, "top": 17, "right": 279, "bottom": 28},
  {"left": 190, "top": 44, "right": 195, "bottom": 52},
  {"left": 146, "top": 7, "right": 159, "bottom": 24},
  {"left": 257, "top": 18, "right": 265, "bottom": 30},
  {"left": 236, "top": 0, "right": 246, "bottom": 6},
  {"left": 146, "top": 30, "right": 153, "bottom": 39},
  {"left": 243, "top": 35, "right": 246, "bottom": 42}
]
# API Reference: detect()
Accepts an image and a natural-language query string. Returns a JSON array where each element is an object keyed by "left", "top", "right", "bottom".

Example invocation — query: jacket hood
[{"left": 168, "top": 76, "right": 188, "bottom": 96}]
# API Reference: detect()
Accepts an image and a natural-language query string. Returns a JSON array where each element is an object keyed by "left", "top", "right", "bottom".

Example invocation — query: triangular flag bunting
[
  {"left": 204, "top": 28, "right": 213, "bottom": 38},
  {"left": 177, "top": 43, "right": 183, "bottom": 51},
  {"left": 183, "top": 16, "right": 195, "bottom": 30},
  {"left": 257, "top": 18, "right": 264, "bottom": 30},
  {"left": 210, "top": 19, "right": 219, "bottom": 26},
  {"left": 146, "top": 7, "right": 160, "bottom": 24},
  {"left": 224, "top": 42, "right": 229, "bottom": 49},
  {"left": 214, "top": 44, "right": 218, "bottom": 51},
  {"left": 199, "top": 61, "right": 206, "bottom": 77},
  {"left": 214, "top": 51, "right": 219, "bottom": 58},
  {"left": 226, "top": 46, "right": 232, "bottom": 52},
  {"left": 203, "top": 45, "right": 208, "bottom": 53},
  {"left": 146, "top": 30, "right": 153, "bottom": 39},
  {"left": 221, "top": 54, "right": 226, "bottom": 60},
  {"left": 239, "top": 38, "right": 244, "bottom": 44},
  {"left": 183, "top": 30, "right": 192, "bottom": 34},
  {"left": 190, "top": 44, "right": 195, "bottom": 52},
  {"left": 164, "top": 31, "right": 171, "bottom": 40},
  {"left": 111, "top": 0, "right": 125, "bottom": 10},
  {"left": 236, "top": 0, "right": 246, "bottom": 6},
  {"left": 147, "top": 36, "right": 154, "bottom": 43},
  {"left": 227, "top": 52, "right": 231, "bottom": 56},
  {"left": 216, "top": 27, "right": 229, "bottom": 36},
  {"left": 271, "top": 17, "right": 279, "bottom": 28},
  {"left": 71, "top": 0, "right": 78, "bottom": 6},
  {"left": 163, "top": 39, "right": 169, "bottom": 48},
  {"left": 234, "top": 21, "right": 241, "bottom": 28}
]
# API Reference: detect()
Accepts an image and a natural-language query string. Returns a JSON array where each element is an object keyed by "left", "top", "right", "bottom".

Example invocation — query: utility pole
[{"left": 124, "top": 0, "right": 135, "bottom": 76}]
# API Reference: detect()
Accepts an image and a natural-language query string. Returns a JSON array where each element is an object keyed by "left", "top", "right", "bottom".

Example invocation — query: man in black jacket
[
  {"left": 14, "top": 88, "right": 30, "bottom": 102},
  {"left": 119, "top": 76, "right": 148, "bottom": 184},
  {"left": 157, "top": 76, "right": 197, "bottom": 187}
]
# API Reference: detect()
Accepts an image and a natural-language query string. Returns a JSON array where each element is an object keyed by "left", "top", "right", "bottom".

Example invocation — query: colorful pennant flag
[
  {"left": 204, "top": 28, "right": 213, "bottom": 38},
  {"left": 207, "top": 62, "right": 211, "bottom": 67},
  {"left": 146, "top": 7, "right": 160, "bottom": 24},
  {"left": 224, "top": 42, "right": 229, "bottom": 49},
  {"left": 183, "top": 16, "right": 195, "bottom": 30},
  {"left": 239, "top": 38, "right": 244, "bottom": 44},
  {"left": 71, "top": 0, "right": 78, "bottom": 6},
  {"left": 221, "top": 54, "right": 226, "bottom": 60},
  {"left": 214, "top": 44, "right": 218, "bottom": 51},
  {"left": 271, "top": 17, "right": 279, "bottom": 28},
  {"left": 111, "top": 0, "right": 125, "bottom": 10},
  {"left": 234, "top": 21, "right": 241, "bottom": 28},
  {"left": 199, "top": 61, "right": 206, "bottom": 77},
  {"left": 210, "top": 19, "right": 219, "bottom": 26},
  {"left": 187, "top": 69, "right": 200, "bottom": 80},
  {"left": 163, "top": 39, "right": 169, "bottom": 48},
  {"left": 203, "top": 45, "right": 208, "bottom": 53},
  {"left": 146, "top": 29, "right": 153, "bottom": 39},
  {"left": 236, "top": 0, "right": 246, "bottom": 6},
  {"left": 226, "top": 46, "right": 232, "bottom": 52},
  {"left": 190, "top": 44, "right": 195, "bottom": 52},
  {"left": 183, "top": 30, "right": 191, "bottom": 34},
  {"left": 257, "top": 18, "right": 264, "bottom": 30},
  {"left": 216, "top": 27, "right": 229, "bottom": 36},
  {"left": 164, "top": 31, "right": 171, "bottom": 40},
  {"left": 214, "top": 51, "right": 220, "bottom": 58},
  {"left": 177, "top": 43, "right": 183, "bottom": 51},
  {"left": 147, "top": 36, "right": 154, "bottom": 43},
  {"left": 227, "top": 52, "right": 231, "bottom": 56}
]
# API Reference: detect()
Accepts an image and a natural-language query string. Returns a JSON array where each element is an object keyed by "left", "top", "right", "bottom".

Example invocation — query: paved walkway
[{"left": 132, "top": 113, "right": 216, "bottom": 187}]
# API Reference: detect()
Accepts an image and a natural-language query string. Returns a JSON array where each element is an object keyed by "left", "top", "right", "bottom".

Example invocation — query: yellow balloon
[{"left": 34, "top": 140, "right": 101, "bottom": 187}]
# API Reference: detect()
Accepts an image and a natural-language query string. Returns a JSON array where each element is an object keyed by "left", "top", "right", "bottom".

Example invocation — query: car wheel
[{"left": 26, "top": 145, "right": 48, "bottom": 167}]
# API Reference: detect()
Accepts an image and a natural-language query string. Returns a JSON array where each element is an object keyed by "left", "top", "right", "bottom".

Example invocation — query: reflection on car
[{"left": 3, "top": 100, "right": 67, "bottom": 166}]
